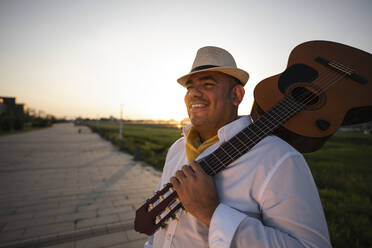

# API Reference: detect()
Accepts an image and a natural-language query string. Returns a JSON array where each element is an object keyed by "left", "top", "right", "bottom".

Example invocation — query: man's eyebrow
[
  {"left": 185, "top": 76, "right": 218, "bottom": 86},
  {"left": 198, "top": 76, "right": 218, "bottom": 83}
]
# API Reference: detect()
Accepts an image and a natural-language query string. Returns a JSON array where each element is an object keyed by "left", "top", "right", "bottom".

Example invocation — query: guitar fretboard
[{"left": 197, "top": 95, "right": 304, "bottom": 176}]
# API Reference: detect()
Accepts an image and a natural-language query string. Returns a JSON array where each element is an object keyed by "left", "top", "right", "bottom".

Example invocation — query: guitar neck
[{"left": 198, "top": 95, "right": 303, "bottom": 176}]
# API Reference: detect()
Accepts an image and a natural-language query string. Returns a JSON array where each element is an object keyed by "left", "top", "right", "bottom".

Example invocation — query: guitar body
[{"left": 251, "top": 40, "right": 372, "bottom": 152}]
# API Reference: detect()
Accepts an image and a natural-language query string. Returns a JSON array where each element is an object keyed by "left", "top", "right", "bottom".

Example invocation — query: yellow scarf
[{"left": 185, "top": 126, "right": 219, "bottom": 162}]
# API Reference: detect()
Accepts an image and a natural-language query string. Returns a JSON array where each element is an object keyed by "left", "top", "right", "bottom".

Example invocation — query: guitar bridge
[
  {"left": 328, "top": 60, "right": 353, "bottom": 75},
  {"left": 315, "top": 57, "right": 368, "bottom": 84}
]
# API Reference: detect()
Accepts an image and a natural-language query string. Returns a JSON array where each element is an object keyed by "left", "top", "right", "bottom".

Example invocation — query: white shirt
[{"left": 145, "top": 116, "right": 331, "bottom": 248}]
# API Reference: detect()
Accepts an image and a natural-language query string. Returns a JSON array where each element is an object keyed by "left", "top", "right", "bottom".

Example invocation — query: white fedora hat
[{"left": 177, "top": 46, "right": 249, "bottom": 86}]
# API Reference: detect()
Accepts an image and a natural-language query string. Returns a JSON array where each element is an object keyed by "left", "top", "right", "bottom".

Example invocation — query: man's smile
[
  {"left": 189, "top": 101, "right": 209, "bottom": 113},
  {"left": 191, "top": 103, "right": 207, "bottom": 109}
]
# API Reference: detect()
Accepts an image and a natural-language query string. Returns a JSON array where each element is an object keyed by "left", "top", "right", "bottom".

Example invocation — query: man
[{"left": 145, "top": 46, "right": 331, "bottom": 247}]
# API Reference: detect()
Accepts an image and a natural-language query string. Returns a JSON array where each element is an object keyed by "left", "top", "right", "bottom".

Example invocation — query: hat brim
[{"left": 177, "top": 66, "right": 249, "bottom": 87}]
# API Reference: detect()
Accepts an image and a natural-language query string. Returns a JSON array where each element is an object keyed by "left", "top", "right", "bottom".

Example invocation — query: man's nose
[{"left": 188, "top": 87, "right": 203, "bottom": 98}]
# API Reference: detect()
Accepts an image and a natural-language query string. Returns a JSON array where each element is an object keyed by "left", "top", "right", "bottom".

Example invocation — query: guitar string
[
  {"left": 204, "top": 72, "right": 347, "bottom": 175},
  {"left": 206, "top": 73, "right": 347, "bottom": 175},
  {"left": 255, "top": 65, "right": 343, "bottom": 132},
  {"left": 238, "top": 69, "right": 343, "bottom": 144},
  {"left": 256, "top": 69, "right": 341, "bottom": 131},
  {"left": 239, "top": 69, "right": 340, "bottom": 143},
  {"left": 220, "top": 68, "right": 340, "bottom": 150},
  {"left": 200, "top": 70, "right": 348, "bottom": 175},
  {"left": 198, "top": 69, "right": 341, "bottom": 174}
]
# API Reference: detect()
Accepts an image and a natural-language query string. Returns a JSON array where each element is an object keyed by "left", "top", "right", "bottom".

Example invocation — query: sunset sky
[{"left": 1, "top": 0, "right": 371, "bottom": 120}]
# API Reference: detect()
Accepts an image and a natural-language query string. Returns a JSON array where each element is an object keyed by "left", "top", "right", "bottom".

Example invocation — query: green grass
[
  {"left": 89, "top": 122, "right": 182, "bottom": 170},
  {"left": 88, "top": 122, "right": 371, "bottom": 247},
  {"left": 304, "top": 132, "right": 372, "bottom": 248}
]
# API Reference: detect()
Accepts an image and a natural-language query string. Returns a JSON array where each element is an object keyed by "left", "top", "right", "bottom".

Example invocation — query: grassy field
[
  {"left": 88, "top": 122, "right": 181, "bottom": 170},
  {"left": 87, "top": 122, "right": 371, "bottom": 247},
  {"left": 304, "top": 132, "right": 372, "bottom": 248}
]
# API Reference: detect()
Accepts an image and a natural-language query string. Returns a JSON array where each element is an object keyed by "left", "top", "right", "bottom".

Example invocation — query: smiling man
[
  {"left": 184, "top": 71, "right": 245, "bottom": 142},
  {"left": 145, "top": 47, "right": 331, "bottom": 248}
]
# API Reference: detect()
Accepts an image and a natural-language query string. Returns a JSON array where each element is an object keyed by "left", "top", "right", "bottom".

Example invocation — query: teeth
[{"left": 191, "top": 104, "right": 206, "bottom": 108}]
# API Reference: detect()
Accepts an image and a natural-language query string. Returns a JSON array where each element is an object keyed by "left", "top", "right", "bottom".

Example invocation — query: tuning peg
[
  {"left": 169, "top": 187, "right": 174, "bottom": 193},
  {"left": 148, "top": 203, "right": 154, "bottom": 211},
  {"left": 159, "top": 195, "right": 164, "bottom": 200},
  {"left": 175, "top": 197, "right": 181, "bottom": 203},
  {"left": 166, "top": 207, "right": 171, "bottom": 212},
  {"left": 156, "top": 215, "right": 161, "bottom": 223}
]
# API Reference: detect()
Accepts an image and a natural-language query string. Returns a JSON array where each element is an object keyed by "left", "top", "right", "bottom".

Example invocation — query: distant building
[
  {"left": 0, "top": 97, "right": 26, "bottom": 131},
  {"left": 0, "top": 97, "right": 24, "bottom": 116}
]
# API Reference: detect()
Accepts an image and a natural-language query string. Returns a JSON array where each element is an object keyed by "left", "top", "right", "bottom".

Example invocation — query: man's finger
[
  {"left": 175, "top": 170, "right": 187, "bottom": 181},
  {"left": 190, "top": 161, "right": 206, "bottom": 175},
  {"left": 170, "top": 176, "right": 180, "bottom": 187},
  {"left": 182, "top": 165, "right": 195, "bottom": 177}
]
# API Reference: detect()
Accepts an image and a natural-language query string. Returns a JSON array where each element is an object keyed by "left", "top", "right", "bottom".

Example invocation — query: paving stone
[
  {"left": 75, "top": 232, "right": 127, "bottom": 248},
  {"left": 98, "top": 205, "right": 133, "bottom": 217},
  {"left": 4, "top": 216, "right": 55, "bottom": 231},
  {"left": 0, "top": 229, "right": 24, "bottom": 243},
  {"left": 23, "top": 222, "right": 74, "bottom": 239},
  {"left": 0, "top": 213, "right": 34, "bottom": 222},
  {"left": 125, "top": 229, "right": 148, "bottom": 242},
  {"left": 32, "top": 206, "right": 76, "bottom": 218},
  {"left": 45, "top": 242, "right": 74, "bottom": 248},
  {"left": 76, "top": 215, "right": 119, "bottom": 229},
  {"left": 56, "top": 210, "right": 97, "bottom": 223},
  {"left": 118, "top": 211, "right": 135, "bottom": 221},
  {"left": 118, "top": 239, "right": 147, "bottom": 248}
]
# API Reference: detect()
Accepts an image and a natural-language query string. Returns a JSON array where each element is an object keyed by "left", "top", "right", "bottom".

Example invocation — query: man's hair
[{"left": 232, "top": 77, "right": 242, "bottom": 86}]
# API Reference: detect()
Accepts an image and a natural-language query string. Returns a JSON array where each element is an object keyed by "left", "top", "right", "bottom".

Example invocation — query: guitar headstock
[{"left": 134, "top": 183, "right": 183, "bottom": 235}]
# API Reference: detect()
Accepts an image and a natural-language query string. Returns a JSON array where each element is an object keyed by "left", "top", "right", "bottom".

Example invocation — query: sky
[{"left": 0, "top": 0, "right": 371, "bottom": 120}]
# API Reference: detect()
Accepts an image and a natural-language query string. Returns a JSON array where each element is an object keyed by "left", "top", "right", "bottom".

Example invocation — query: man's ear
[{"left": 231, "top": 85, "right": 245, "bottom": 106}]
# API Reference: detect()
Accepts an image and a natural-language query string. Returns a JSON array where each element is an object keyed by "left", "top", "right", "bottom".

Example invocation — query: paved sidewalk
[{"left": 0, "top": 123, "right": 161, "bottom": 248}]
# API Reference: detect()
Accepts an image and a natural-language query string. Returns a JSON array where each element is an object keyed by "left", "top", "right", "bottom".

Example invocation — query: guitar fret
[
  {"left": 199, "top": 159, "right": 212, "bottom": 176},
  {"left": 197, "top": 96, "right": 303, "bottom": 176},
  {"left": 211, "top": 152, "right": 224, "bottom": 167},
  {"left": 195, "top": 96, "right": 308, "bottom": 177},
  {"left": 220, "top": 143, "right": 235, "bottom": 161},
  {"left": 235, "top": 132, "right": 251, "bottom": 148},
  {"left": 204, "top": 157, "right": 217, "bottom": 175},
  {"left": 228, "top": 139, "right": 243, "bottom": 156}
]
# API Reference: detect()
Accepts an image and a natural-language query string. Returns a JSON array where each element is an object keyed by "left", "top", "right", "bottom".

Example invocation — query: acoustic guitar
[{"left": 134, "top": 40, "right": 372, "bottom": 235}]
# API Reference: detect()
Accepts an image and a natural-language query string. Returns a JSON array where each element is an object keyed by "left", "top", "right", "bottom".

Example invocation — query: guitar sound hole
[
  {"left": 288, "top": 84, "right": 326, "bottom": 111},
  {"left": 291, "top": 87, "right": 319, "bottom": 105}
]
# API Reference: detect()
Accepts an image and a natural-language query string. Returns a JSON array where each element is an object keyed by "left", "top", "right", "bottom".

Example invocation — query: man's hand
[{"left": 170, "top": 161, "right": 219, "bottom": 227}]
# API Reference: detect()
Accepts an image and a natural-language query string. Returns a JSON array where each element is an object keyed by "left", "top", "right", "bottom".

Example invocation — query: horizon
[{"left": 1, "top": 0, "right": 371, "bottom": 121}]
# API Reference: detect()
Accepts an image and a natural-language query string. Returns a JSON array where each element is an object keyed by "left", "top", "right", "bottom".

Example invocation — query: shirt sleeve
[
  {"left": 208, "top": 154, "right": 332, "bottom": 248},
  {"left": 144, "top": 235, "right": 154, "bottom": 248}
]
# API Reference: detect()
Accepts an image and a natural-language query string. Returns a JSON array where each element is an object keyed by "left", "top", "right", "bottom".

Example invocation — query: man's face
[{"left": 184, "top": 71, "right": 243, "bottom": 134}]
